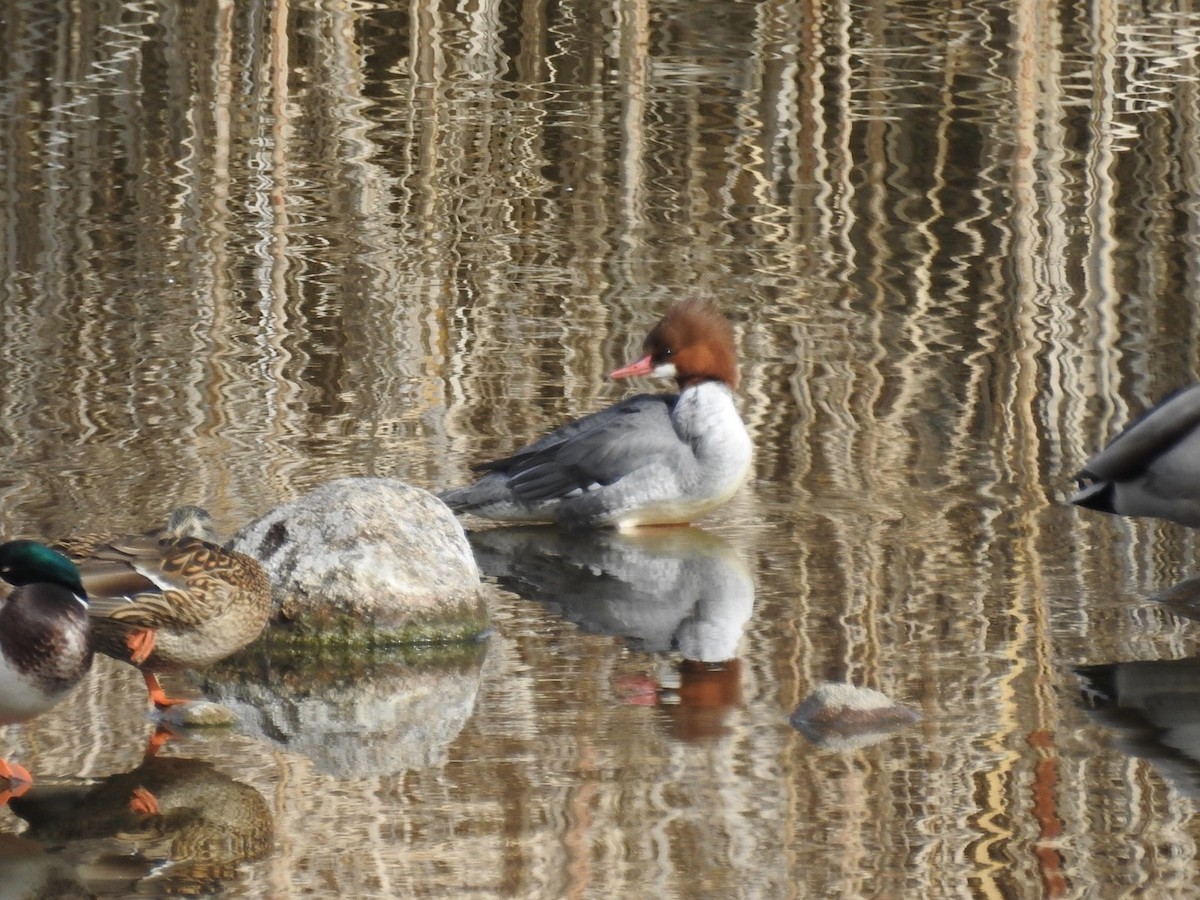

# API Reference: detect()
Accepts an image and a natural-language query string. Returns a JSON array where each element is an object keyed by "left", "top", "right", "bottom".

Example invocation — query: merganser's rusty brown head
[{"left": 609, "top": 301, "right": 739, "bottom": 391}]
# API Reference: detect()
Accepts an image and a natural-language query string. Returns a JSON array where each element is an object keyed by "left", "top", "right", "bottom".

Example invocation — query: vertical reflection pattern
[{"left": 3, "top": 0, "right": 1200, "bottom": 897}]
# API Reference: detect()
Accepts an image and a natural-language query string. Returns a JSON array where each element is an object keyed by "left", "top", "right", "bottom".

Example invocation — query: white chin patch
[{"left": 653, "top": 362, "right": 677, "bottom": 378}]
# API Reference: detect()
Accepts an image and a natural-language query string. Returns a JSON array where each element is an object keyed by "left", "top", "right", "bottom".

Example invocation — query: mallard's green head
[{"left": 0, "top": 540, "right": 87, "bottom": 597}]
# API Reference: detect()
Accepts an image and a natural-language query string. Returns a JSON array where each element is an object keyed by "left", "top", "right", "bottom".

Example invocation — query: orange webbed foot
[
  {"left": 0, "top": 786, "right": 28, "bottom": 806},
  {"left": 142, "top": 671, "right": 189, "bottom": 711},
  {"left": 0, "top": 758, "right": 32, "bottom": 804},
  {"left": 130, "top": 786, "right": 160, "bottom": 815},
  {"left": 0, "top": 758, "right": 32, "bottom": 789},
  {"left": 127, "top": 628, "right": 157, "bottom": 666}
]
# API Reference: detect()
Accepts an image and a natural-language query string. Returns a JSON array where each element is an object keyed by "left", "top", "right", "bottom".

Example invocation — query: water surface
[{"left": 3, "top": 0, "right": 1200, "bottom": 896}]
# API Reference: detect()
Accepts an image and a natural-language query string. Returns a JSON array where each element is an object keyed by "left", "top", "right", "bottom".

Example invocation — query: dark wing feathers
[
  {"left": 507, "top": 463, "right": 594, "bottom": 502},
  {"left": 1082, "top": 384, "right": 1200, "bottom": 481},
  {"left": 481, "top": 395, "right": 683, "bottom": 503},
  {"left": 73, "top": 558, "right": 162, "bottom": 603},
  {"left": 477, "top": 394, "right": 678, "bottom": 468}
]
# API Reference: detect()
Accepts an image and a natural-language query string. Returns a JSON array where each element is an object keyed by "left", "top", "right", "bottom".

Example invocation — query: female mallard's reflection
[
  {"left": 467, "top": 525, "right": 755, "bottom": 661},
  {"left": 8, "top": 755, "right": 272, "bottom": 895},
  {"left": 1078, "top": 657, "right": 1200, "bottom": 799},
  {"left": 198, "top": 643, "right": 487, "bottom": 777},
  {"left": 0, "top": 833, "right": 90, "bottom": 899}
]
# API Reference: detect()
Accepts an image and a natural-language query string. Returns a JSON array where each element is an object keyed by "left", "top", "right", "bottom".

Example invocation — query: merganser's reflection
[{"left": 468, "top": 525, "right": 755, "bottom": 662}]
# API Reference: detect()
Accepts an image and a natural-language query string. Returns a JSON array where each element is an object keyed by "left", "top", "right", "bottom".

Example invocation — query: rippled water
[{"left": 4, "top": 0, "right": 1200, "bottom": 896}]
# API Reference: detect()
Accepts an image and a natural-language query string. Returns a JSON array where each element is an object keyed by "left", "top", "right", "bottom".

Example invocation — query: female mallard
[
  {"left": 0, "top": 540, "right": 94, "bottom": 796},
  {"left": 57, "top": 512, "right": 271, "bottom": 711},
  {"left": 1071, "top": 384, "right": 1200, "bottom": 526},
  {"left": 53, "top": 504, "right": 219, "bottom": 560}
]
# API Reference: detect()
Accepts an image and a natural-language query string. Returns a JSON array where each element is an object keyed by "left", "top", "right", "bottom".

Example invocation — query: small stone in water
[
  {"left": 789, "top": 682, "right": 918, "bottom": 739},
  {"left": 155, "top": 700, "right": 238, "bottom": 728}
]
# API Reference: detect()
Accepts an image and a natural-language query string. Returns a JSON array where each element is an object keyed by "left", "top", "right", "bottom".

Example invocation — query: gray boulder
[{"left": 229, "top": 477, "right": 488, "bottom": 645}]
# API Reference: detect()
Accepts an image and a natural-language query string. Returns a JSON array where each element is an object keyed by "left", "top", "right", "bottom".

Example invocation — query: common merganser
[
  {"left": 1071, "top": 383, "right": 1200, "bottom": 526},
  {"left": 440, "top": 300, "right": 752, "bottom": 530}
]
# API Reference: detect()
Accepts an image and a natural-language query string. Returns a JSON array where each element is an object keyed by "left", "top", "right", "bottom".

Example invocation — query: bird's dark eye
[{"left": 662, "top": 347, "right": 674, "bottom": 358}]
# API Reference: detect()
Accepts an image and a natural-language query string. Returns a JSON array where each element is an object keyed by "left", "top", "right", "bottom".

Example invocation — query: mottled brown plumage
[
  {"left": 78, "top": 536, "right": 271, "bottom": 668},
  {"left": 10, "top": 755, "right": 273, "bottom": 891},
  {"left": 54, "top": 517, "right": 271, "bottom": 710},
  {"left": 53, "top": 504, "right": 219, "bottom": 561}
]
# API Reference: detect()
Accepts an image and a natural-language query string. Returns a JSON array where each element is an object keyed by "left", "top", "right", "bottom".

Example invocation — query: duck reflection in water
[
  {"left": 0, "top": 833, "right": 91, "bottom": 899},
  {"left": 467, "top": 525, "right": 754, "bottom": 740},
  {"left": 8, "top": 755, "right": 272, "bottom": 895},
  {"left": 1078, "top": 655, "right": 1200, "bottom": 799}
]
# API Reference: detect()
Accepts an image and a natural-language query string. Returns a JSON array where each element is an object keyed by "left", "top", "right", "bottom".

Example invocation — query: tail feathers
[
  {"left": 438, "top": 487, "right": 474, "bottom": 513},
  {"left": 438, "top": 477, "right": 554, "bottom": 524}
]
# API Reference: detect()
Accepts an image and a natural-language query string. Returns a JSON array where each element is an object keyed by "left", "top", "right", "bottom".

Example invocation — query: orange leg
[
  {"left": 130, "top": 786, "right": 160, "bottom": 815},
  {"left": 142, "top": 671, "right": 189, "bottom": 710},
  {"left": 126, "top": 628, "right": 157, "bottom": 666},
  {"left": 143, "top": 726, "right": 174, "bottom": 761},
  {"left": 0, "top": 786, "right": 27, "bottom": 806},
  {"left": 0, "top": 758, "right": 32, "bottom": 805},
  {"left": 0, "top": 758, "right": 31, "bottom": 787}
]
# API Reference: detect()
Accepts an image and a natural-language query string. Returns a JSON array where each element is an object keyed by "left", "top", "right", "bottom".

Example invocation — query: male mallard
[
  {"left": 55, "top": 511, "right": 271, "bottom": 711},
  {"left": 1071, "top": 384, "right": 1200, "bottom": 526},
  {"left": 0, "top": 541, "right": 94, "bottom": 796}
]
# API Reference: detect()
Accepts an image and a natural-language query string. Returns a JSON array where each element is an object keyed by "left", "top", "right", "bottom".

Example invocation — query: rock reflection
[
  {"left": 199, "top": 642, "right": 487, "bottom": 777},
  {"left": 8, "top": 756, "right": 271, "bottom": 896},
  {"left": 467, "top": 525, "right": 755, "bottom": 661},
  {"left": 1077, "top": 657, "right": 1200, "bottom": 799}
]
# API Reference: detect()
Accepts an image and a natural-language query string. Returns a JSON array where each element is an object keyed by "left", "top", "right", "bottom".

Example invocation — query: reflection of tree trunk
[
  {"left": 1029, "top": 729, "right": 1068, "bottom": 898},
  {"left": 617, "top": 0, "right": 648, "bottom": 253},
  {"left": 413, "top": 0, "right": 443, "bottom": 282},
  {"left": 264, "top": 0, "right": 298, "bottom": 486},
  {"left": 201, "top": 0, "right": 235, "bottom": 494},
  {"left": 1079, "top": 0, "right": 1124, "bottom": 437}
]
